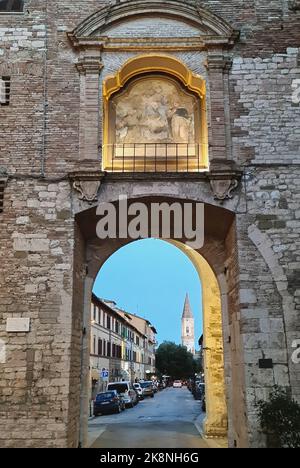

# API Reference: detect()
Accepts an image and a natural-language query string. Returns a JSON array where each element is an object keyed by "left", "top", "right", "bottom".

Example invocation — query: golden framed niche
[{"left": 102, "top": 55, "right": 208, "bottom": 173}]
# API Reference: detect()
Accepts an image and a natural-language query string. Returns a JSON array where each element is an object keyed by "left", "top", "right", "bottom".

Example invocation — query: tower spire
[
  {"left": 182, "top": 293, "right": 193, "bottom": 319},
  {"left": 181, "top": 293, "right": 195, "bottom": 355}
]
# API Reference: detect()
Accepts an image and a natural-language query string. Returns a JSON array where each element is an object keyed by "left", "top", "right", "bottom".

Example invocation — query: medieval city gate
[
  {"left": 74, "top": 196, "right": 245, "bottom": 448},
  {"left": 0, "top": 0, "right": 299, "bottom": 449}
]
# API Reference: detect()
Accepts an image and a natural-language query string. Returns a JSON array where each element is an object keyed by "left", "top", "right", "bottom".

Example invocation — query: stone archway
[
  {"left": 69, "top": 195, "right": 248, "bottom": 448},
  {"left": 170, "top": 241, "right": 228, "bottom": 439}
]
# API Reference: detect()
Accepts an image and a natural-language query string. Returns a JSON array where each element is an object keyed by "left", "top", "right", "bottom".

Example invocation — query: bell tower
[{"left": 181, "top": 294, "right": 195, "bottom": 355}]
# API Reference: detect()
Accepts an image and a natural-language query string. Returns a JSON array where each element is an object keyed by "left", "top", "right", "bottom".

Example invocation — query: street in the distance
[{"left": 88, "top": 386, "right": 217, "bottom": 448}]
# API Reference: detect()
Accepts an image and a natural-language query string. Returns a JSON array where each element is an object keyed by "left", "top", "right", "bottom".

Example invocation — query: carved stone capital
[
  {"left": 76, "top": 57, "right": 103, "bottom": 75},
  {"left": 69, "top": 169, "right": 105, "bottom": 204},
  {"left": 209, "top": 177, "right": 239, "bottom": 201},
  {"left": 206, "top": 54, "right": 233, "bottom": 72},
  {"left": 208, "top": 160, "right": 242, "bottom": 201}
]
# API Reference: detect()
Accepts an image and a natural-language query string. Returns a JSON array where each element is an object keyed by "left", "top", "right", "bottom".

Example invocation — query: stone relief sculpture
[{"left": 113, "top": 78, "right": 197, "bottom": 145}]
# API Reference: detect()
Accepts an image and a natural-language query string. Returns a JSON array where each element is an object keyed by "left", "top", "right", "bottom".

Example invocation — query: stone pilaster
[
  {"left": 76, "top": 53, "right": 103, "bottom": 162},
  {"left": 206, "top": 52, "right": 232, "bottom": 162}
]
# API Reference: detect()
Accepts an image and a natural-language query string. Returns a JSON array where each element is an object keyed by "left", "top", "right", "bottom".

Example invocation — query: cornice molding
[{"left": 68, "top": 0, "right": 239, "bottom": 52}]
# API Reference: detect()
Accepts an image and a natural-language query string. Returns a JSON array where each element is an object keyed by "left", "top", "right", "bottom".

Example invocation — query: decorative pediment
[{"left": 68, "top": 0, "right": 239, "bottom": 50}]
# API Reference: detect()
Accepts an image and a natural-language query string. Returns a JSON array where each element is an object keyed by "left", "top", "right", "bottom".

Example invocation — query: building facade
[
  {"left": 181, "top": 294, "right": 195, "bottom": 355},
  {"left": 0, "top": 0, "right": 300, "bottom": 449},
  {"left": 90, "top": 295, "right": 156, "bottom": 398}
]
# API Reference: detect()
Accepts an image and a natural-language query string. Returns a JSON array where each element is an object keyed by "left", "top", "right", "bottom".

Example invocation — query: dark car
[
  {"left": 94, "top": 390, "right": 124, "bottom": 416},
  {"left": 202, "top": 394, "right": 206, "bottom": 412},
  {"left": 140, "top": 381, "right": 154, "bottom": 398},
  {"left": 194, "top": 383, "right": 205, "bottom": 405}
]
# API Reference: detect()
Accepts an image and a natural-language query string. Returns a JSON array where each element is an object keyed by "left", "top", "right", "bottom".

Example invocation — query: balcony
[{"left": 103, "top": 143, "right": 208, "bottom": 173}]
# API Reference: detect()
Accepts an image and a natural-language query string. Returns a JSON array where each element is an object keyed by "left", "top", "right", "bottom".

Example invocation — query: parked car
[
  {"left": 202, "top": 393, "right": 206, "bottom": 412},
  {"left": 107, "top": 382, "right": 139, "bottom": 408},
  {"left": 194, "top": 382, "right": 205, "bottom": 402},
  {"left": 94, "top": 390, "right": 124, "bottom": 416},
  {"left": 192, "top": 379, "right": 202, "bottom": 398},
  {"left": 187, "top": 379, "right": 193, "bottom": 392},
  {"left": 152, "top": 381, "right": 158, "bottom": 393},
  {"left": 157, "top": 381, "right": 165, "bottom": 391},
  {"left": 140, "top": 381, "right": 155, "bottom": 398},
  {"left": 133, "top": 383, "right": 144, "bottom": 400},
  {"left": 173, "top": 380, "right": 183, "bottom": 388}
]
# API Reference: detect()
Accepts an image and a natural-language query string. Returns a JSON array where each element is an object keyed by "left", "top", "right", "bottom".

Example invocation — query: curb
[{"left": 194, "top": 415, "right": 228, "bottom": 449}]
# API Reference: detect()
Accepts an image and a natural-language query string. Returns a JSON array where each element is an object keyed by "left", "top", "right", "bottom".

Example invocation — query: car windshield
[
  {"left": 140, "top": 382, "right": 152, "bottom": 388},
  {"left": 96, "top": 392, "right": 115, "bottom": 401},
  {"left": 107, "top": 384, "right": 128, "bottom": 394}
]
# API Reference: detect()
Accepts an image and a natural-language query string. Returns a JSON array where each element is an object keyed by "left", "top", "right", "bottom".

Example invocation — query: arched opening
[
  {"left": 102, "top": 54, "right": 208, "bottom": 173},
  {"left": 70, "top": 196, "right": 248, "bottom": 448},
  {"left": 86, "top": 238, "right": 227, "bottom": 447}
]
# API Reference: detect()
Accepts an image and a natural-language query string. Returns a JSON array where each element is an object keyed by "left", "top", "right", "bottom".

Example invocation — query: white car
[
  {"left": 173, "top": 380, "right": 183, "bottom": 388},
  {"left": 133, "top": 383, "right": 144, "bottom": 400},
  {"left": 107, "top": 382, "right": 139, "bottom": 407}
]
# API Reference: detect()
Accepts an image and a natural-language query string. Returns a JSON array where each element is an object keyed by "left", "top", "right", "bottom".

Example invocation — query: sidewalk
[{"left": 194, "top": 413, "right": 228, "bottom": 449}]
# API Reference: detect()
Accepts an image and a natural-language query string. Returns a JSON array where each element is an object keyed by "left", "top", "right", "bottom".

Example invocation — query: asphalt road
[{"left": 88, "top": 386, "right": 209, "bottom": 448}]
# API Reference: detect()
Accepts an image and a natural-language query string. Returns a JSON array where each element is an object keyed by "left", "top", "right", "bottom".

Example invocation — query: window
[
  {"left": 136, "top": 336, "right": 140, "bottom": 346},
  {"left": 0, "top": 77, "right": 10, "bottom": 106},
  {"left": 115, "top": 321, "right": 119, "bottom": 334},
  {"left": 107, "top": 342, "right": 111, "bottom": 357},
  {"left": 93, "top": 336, "right": 96, "bottom": 355},
  {"left": 112, "top": 343, "right": 115, "bottom": 358},
  {"left": 93, "top": 304, "right": 97, "bottom": 322},
  {"left": 0, "top": 1, "right": 24, "bottom": 12},
  {"left": 103, "top": 340, "right": 106, "bottom": 356},
  {"left": 107, "top": 315, "right": 111, "bottom": 330},
  {"left": 98, "top": 339, "right": 102, "bottom": 356},
  {"left": 186, "top": 327, "right": 190, "bottom": 334},
  {"left": 98, "top": 309, "right": 101, "bottom": 325}
]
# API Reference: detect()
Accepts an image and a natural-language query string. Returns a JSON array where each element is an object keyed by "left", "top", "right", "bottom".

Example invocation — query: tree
[
  {"left": 256, "top": 386, "right": 300, "bottom": 448},
  {"left": 155, "top": 341, "right": 200, "bottom": 380}
]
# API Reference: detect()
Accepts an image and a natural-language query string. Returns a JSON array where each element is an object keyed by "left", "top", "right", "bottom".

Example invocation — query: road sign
[{"left": 101, "top": 369, "right": 109, "bottom": 379}]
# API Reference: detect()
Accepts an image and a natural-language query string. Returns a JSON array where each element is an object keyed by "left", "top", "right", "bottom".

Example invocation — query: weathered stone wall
[
  {"left": 0, "top": 0, "right": 299, "bottom": 448},
  {"left": 231, "top": 48, "right": 300, "bottom": 164},
  {"left": 0, "top": 179, "right": 75, "bottom": 447}
]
